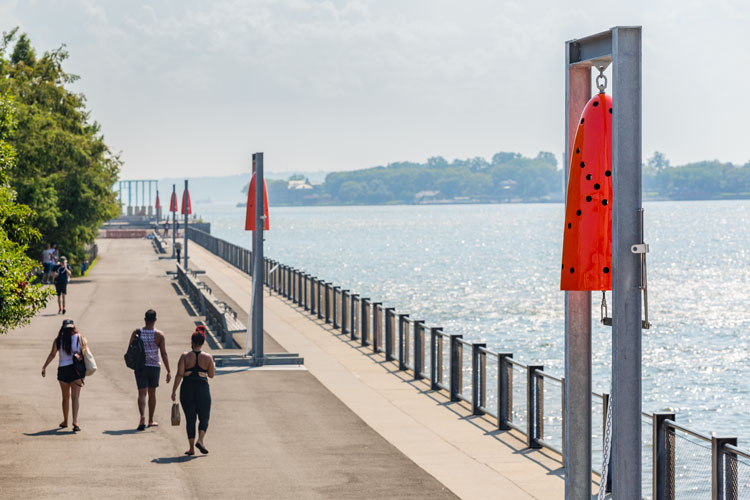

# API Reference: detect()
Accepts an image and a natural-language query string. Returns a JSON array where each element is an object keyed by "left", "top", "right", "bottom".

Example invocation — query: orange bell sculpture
[
  {"left": 560, "top": 92, "right": 613, "bottom": 291},
  {"left": 169, "top": 191, "right": 177, "bottom": 212},
  {"left": 245, "top": 172, "right": 270, "bottom": 231},
  {"left": 181, "top": 188, "right": 192, "bottom": 215}
]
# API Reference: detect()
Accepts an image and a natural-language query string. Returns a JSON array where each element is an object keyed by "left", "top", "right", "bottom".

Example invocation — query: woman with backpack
[{"left": 41, "top": 319, "right": 87, "bottom": 432}]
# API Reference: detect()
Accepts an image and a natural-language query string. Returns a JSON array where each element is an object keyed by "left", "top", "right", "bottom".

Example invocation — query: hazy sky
[{"left": 2, "top": 0, "right": 748, "bottom": 179}]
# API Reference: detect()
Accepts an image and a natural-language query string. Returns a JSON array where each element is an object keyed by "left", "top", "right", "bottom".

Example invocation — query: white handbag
[{"left": 83, "top": 344, "right": 97, "bottom": 376}]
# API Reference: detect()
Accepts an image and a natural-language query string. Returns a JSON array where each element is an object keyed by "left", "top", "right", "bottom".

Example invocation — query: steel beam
[
  {"left": 611, "top": 26, "right": 643, "bottom": 498},
  {"left": 252, "top": 153, "right": 265, "bottom": 365},
  {"left": 564, "top": 41, "right": 593, "bottom": 500}
]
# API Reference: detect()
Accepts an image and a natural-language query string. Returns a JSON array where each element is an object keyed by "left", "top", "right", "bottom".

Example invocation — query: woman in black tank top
[{"left": 171, "top": 326, "right": 215, "bottom": 455}]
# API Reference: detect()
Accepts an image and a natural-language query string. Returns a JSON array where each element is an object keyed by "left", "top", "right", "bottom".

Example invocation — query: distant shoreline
[{"left": 235, "top": 195, "right": 750, "bottom": 208}]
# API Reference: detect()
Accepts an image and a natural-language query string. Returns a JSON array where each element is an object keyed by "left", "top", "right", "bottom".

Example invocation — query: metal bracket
[
  {"left": 633, "top": 209, "right": 651, "bottom": 329},
  {"left": 630, "top": 243, "right": 649, "bottom": 254}
]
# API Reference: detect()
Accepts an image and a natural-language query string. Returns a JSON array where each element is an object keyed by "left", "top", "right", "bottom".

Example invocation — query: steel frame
[{"left": 564, "top": 26, "right": 642, "bottom": 499}]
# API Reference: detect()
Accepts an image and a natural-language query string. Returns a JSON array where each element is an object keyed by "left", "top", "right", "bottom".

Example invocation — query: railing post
[
  {"left": 526, "top": 365, "right": 544, "bottom": 448},
  {"left": 349, "top": 294, "right": 358, "bottom": 340},
  {"left": 471, "top": 343, "right": 487, "bottom": 415},
  {"left": 398, "top": 314, "right": 409, "bottom": 370},
  {"left": 449, "top": 335, "right": 463, "bottom": 402},
  {"left": 316, "top": 280, "right": 323, "bottom": 320},
  {"left": 712, "top": 436, "right": 738, "bottom": 500},
  {"left": 371, "top": 303, "right": 382, "bottom": 352},
  {"left": 341, "top": 290, "right": 349, "bottom": 335},
  {"left": 324, "top": 283, "right": 331, "bottom": 324},
  {"left": 360, "top": 298, "right": 370, "bottom": 346},
  {"left": 430, "top": 328, "right": 442, "bottom": 390},
  {"left": 332, "top": 286, "right": 340, "bottom": 329},
  {"left": 303, "top": 274, "right": 309, "bottom": 311},
  {"left": 413, "top": 320, "right": 424, "bottom": 380},
  {"left": 384, "top": 308, "right": 395, "bottom": 361},
  {"left": 498, "top": 353, "right": 513, "bottom": 430},
  {"left": 297, "top": 270, "right": 302, "bottom": 305},
  {"left": 653, "top": 413, "right": 676, "bottom": 500}
]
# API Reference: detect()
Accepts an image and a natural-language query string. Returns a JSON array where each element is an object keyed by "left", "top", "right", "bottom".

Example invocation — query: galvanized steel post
[
  {"left": 384, "top": 308, "right": 395, "bottom": 361},
  {"left": 341, "top": 290, "right": 349, "bottom": 334},
  {"left": 526, "top": 365, "right": 544, "bottom": 448},
  {"left": 333, "top": 286, "right": 340, "bottom": 329},
  {"left": 564, "top": 35, "right": 593, "bottom": 499},
  {"left": 712, "top": 436, "right": 738, "bottom": 500},
  {"left": 361, "top": 298, "right": 370, "bottom": 346},
  {"left": 183, "top": 180, "right": 189, "bottom": 269},
  {"left": 413, "top": 320, "right": 424, "bottom": 380},
  {"left": 472, "top": 343, "right": 486, "bottom": 415},
  {"left": 251, "top": 152, "right": 265, "bottom": 365},
  {"left": 611, "top": 27, "right": 643, "bottom": 497},
  {"left": 349, "top": 294, "right": 358, "bottom": 340},
  {"left": 398, "top": 314, "right": 409, "bottom": 370},
  {"left": 430, "top": 327, "right": 442, "bottom": 390},
  {"left": 449, "top": 335, "right": 463, "bottom": 402},
  {"left": 497, "top": 353, "right": 513, "bottom": 430},
  {"left": 653, "top": 412, "right": 676, "bottom": 500}
]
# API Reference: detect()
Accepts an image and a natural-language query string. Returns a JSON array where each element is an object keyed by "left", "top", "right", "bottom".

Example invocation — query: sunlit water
[{"left": 198, "top": 200, "right": 750, "bottom": 490}]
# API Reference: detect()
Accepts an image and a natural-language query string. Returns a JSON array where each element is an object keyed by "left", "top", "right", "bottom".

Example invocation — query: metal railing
[{"left": 188, "top": 226, "right": 750, "bottom": 499}]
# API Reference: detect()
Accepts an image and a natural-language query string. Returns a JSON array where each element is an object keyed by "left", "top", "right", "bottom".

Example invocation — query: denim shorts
[{"left": 134, "top": 366, "right": 160, "bottom": 389}]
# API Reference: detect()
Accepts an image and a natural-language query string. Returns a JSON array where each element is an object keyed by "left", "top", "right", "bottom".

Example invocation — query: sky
[{"left": 1, "top": 0, "right": 748, "bottom": 179}]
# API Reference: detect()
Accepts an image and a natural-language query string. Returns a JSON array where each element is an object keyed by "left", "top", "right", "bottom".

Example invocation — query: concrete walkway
[
  {"left": 186, "top": 242, "right": 569, "bottom": 499},
  {"left": 0, "top": 239, "right": 457, "bottom": 499}
]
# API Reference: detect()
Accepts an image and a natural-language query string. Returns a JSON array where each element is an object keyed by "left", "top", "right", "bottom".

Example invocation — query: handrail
[{"left": 664, "top": 419, "right": 712, "bottom": 442}]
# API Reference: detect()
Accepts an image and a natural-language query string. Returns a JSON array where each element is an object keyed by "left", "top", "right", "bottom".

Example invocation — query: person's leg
[
  {"left": 147, "top": 386, "right": 157, "bottom": 425},
  {"left": 61, "top": 292, "right": 66, "bottom": 313},
  {"left": 195, "top": 384, "right": 211, "bottom": 453},
  {"left": 137, "top": 388, "right": 147, "bottom": 426},
  {"left": 180, "top": 384, "right": 197, "bottom": 454},
  {"left": 57, "top": 292, "right": 62, "bottom": 313},
  {"left": 59, "top": 381, "right": 70, "bottom": 426},
  {"left": 71, "top": 381, "right": 82, "bottom": 428}
]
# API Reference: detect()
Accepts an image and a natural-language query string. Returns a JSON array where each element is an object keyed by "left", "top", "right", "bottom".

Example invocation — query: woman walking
[
  {"left": 41, "top": 319, "right": 87, "bottom": 431},
  {"left": 171, "top": 326, "right": 214, "bottom": 455}
]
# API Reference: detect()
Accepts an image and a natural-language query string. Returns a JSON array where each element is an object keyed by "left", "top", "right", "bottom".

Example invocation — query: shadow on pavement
[
  {"left": 24, "top": 428, "right": 70, "bottom": 436},
  {"left": 151, "top": 455, "right": 201, "bottom": 464},
  {"left": 103, "top": 429, "right": 143, "bottom": 436}
]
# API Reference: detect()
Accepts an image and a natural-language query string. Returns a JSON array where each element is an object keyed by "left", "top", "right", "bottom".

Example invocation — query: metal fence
[{"left": 188, "top": 226, "right": 750, "bottom": 499}]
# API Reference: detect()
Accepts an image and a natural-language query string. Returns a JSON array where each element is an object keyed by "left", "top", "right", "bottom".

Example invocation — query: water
[{"left": 199, "top": 200, "right": 750, "bottom": 445}]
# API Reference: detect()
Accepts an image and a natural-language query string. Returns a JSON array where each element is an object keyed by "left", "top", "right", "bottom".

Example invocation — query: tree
[
  {"left": 0, "top": 30, "right": 120, "bottom": 272},
  {"left": 0, "top": 90, "right": 51, "bottom": 333},
  {"left": 647, "top": 151, "right": 670, "bottom": 170}
]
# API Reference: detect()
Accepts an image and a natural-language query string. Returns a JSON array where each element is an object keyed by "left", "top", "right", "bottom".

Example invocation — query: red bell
[
  {"left": 245, "top": 173, "right": 270, "bottom": 231},
  {"left": 169, "top": 192, "right": 177, "bottom": 213},
  {"left": 560, "top": 92, "right": 613, "bottom": 291},
  {"left": 181, "top": 189, "right": 192, "bottom": 215}
]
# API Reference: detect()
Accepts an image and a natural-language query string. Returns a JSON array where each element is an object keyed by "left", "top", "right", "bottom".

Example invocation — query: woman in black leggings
[{"left": 171, "top": 326, "right": 215, "bottom": 455}]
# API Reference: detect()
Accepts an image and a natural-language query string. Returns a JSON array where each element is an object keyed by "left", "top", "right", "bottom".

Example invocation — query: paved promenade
[
  {"left": 187, "top": 243, "right": 569, "bottom": 499},
  {"left": 0, "top": 239, "right": 458, "bottom": 499}
]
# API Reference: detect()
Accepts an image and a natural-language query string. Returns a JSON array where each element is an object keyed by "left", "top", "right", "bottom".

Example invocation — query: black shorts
[
  {"left": 135, "top": 366, "right": 160, "bottom": 389},
  {"left": 57, "top": 365, "right": 84, "bottom": 384},
  {"left": 55, "top": 282, "right": 67, "bottom": 295}
]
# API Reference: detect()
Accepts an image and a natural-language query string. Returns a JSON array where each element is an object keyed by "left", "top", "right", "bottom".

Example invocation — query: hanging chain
[
  {"left": 596, "top": 65, "right": 607, "bottom": 93},
  {"left": 598, "top": 387, "right": 614, "bottom": 499}
]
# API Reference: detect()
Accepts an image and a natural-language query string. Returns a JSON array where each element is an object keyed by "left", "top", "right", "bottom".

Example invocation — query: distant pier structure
[{"left": 117, "top": 179, "right": 160, "bottom": 219}]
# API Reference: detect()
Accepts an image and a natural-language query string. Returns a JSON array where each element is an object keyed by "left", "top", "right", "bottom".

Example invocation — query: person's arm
[
  {"left": 171, "top": 355, "right": 185, "bottom": 401},
  {"left": 207, "top": 353, "right": 215, "bottom": 379},
  {"left": 42, "top": 339, "right": 58, "bottom": 377},
  {"left": 158, "top": 331, "right": 171, "bottom": 383}
]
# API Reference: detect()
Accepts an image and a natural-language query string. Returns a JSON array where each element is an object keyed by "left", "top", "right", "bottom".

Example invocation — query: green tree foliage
[
  {"left": 323, "top": 151, "right": 560, "bottom": 205},
  {"left": 0, "top": 29, "right": 120, "bottom": 272},
  {"left": 0, "top": 90, "right": 51, "bottom": 333}
]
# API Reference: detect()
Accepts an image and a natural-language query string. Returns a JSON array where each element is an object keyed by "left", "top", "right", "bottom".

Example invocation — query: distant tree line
[
  {"left": 643, "top": 152, "right": 750, "bottom": 199},
  {"left": 245, "top": 152, "right": 562, "bottom": 205},
  {"left": 248, "top": 151, "right": 750, "bottom": 206}
]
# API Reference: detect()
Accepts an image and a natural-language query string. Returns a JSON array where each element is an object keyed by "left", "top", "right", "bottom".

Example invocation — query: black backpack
[{"left": 124, "top": 329, "right": 146, "bottom": 370}]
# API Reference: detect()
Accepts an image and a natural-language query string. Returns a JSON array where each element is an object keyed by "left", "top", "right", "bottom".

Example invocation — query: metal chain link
[{"left": 598, "top": 385, "right": 614, "bottom": 500}]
